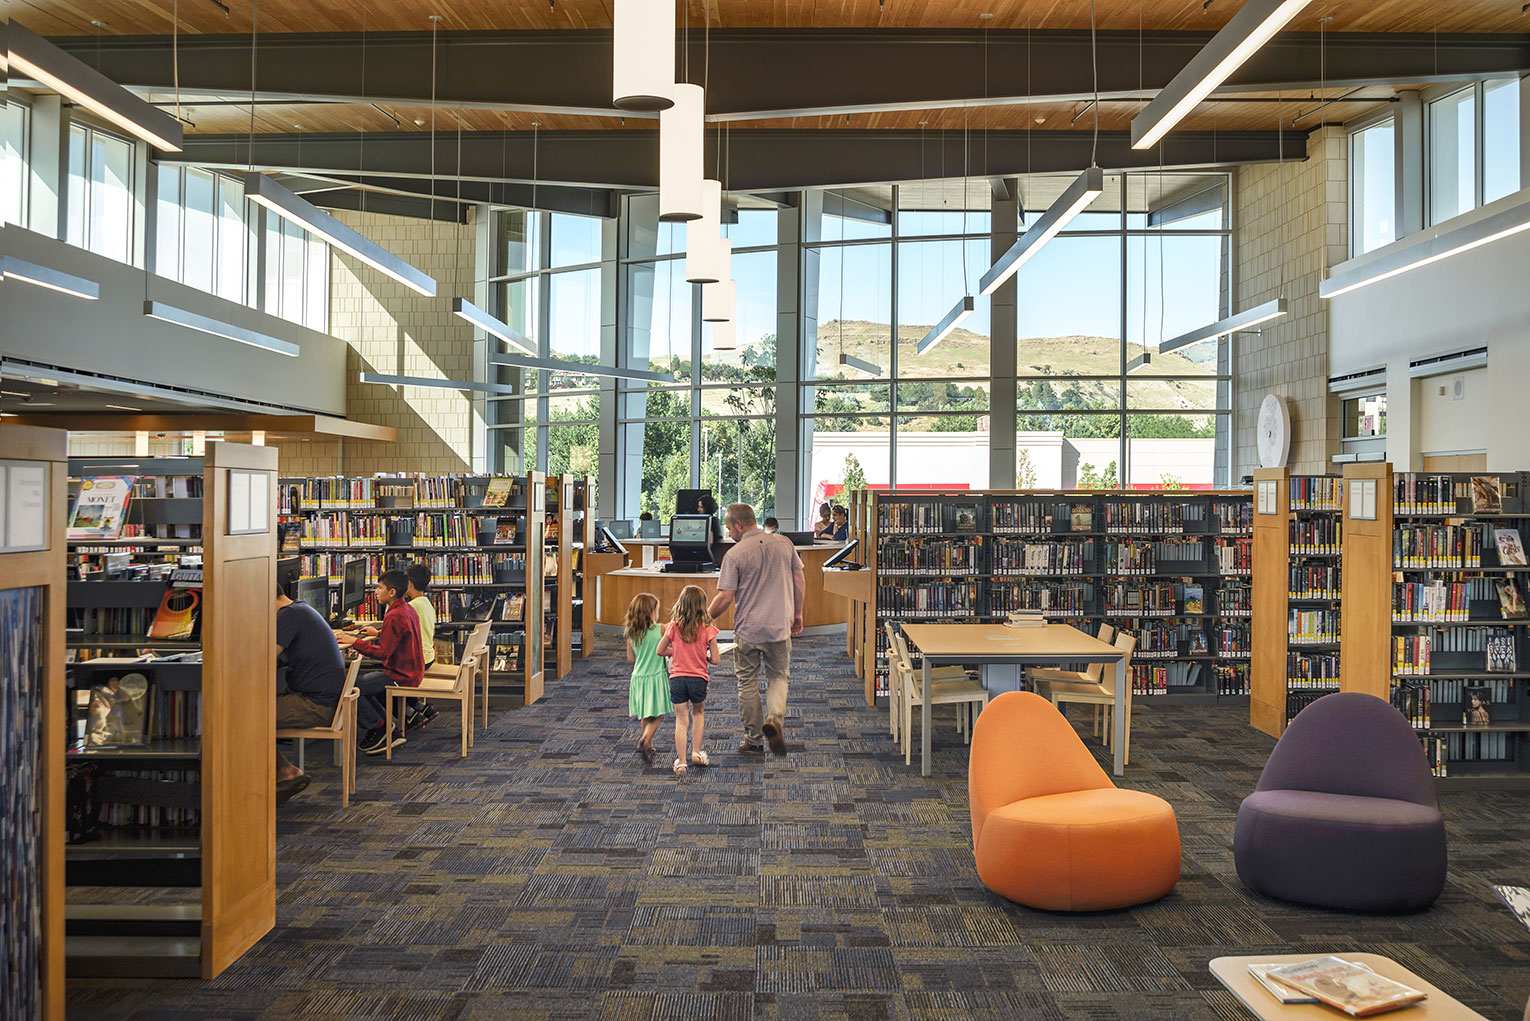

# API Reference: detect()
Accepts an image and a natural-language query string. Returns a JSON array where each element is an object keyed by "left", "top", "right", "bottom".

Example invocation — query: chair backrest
[
  {"left": 968, "top": 691, "right": 1114, "bottom": 843},
  {"left": 891, "top": 632, "right": 919, "bottom": 689},
  {"left": 327, "top": 657, "right": 363, "bottom": 732},
  {"left": 466, "top": 621, "right": 491, "bottom": 658},
  {"left": 447, "top": 654, "right": 478, "bottom": 694},
  {"left": 1256, "top": 692, "right": 1439, "bottom": 806},
  {"left": 1078, "top": 622, "right": 1118, "bottom": 683}
]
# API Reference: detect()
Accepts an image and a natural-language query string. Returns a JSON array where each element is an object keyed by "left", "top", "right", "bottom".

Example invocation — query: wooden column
[
  {"left": 1250, "top": 467, "right": 1290, "bottom": 738},
  {"left": 1340, "top": 462, "right": 1395, "bottom": 701},
  {"left": 0, "top": 424, "right": 68, "bottom": 1021},
  {"left": 200, "top": 441, "right": 278, "bottom": 978}
]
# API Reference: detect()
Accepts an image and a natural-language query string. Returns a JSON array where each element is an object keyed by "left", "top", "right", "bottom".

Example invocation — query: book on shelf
[
  {"left": 481, "top": 477, "right": 515, "bottom": 507},
  {"left": 1462, "top": 685, "right": 1493, "bottom": 726},
  {"left": 1002, "top": 610, "right": 1044, "bottom": 628},
  {"left": 1183, "top": 584, "right": 1204, "bottom": 614},
  {"left": 1390, "top": 681, "right": 1431, "bottom": 729},
  {"left": 495, "top": 520, "right": 517, "bottom": 545},
  {"left": 1261, "top": 957, "right": 1426, "bottom": 1017},
  {"left": 1496, "top": 578, "right": 1526, "bottom": 619},
  {"left": 68, "top": 475, "right": 136, "bottom": 540},
  {"left": 1471, "top": 475, "right": 1502, "bottom": 514},
  {"left": 1069, "top": 502, "right": 1093, "bottom": 532},
  {"left": 951, "top": 503, "right": 979, "bottom": 532},
  {"left": 81, "top": 672, "right": 151, "bottom": 747},
  {"left": 147, "top": 568, "right": 204, "bottom": 641},
  {"left": 1496, "top": 528, "right": 1527, "bottom": 566},
  {"left": 503, "top": 594, "right": 526, "bottom": 622},
  {"left": 1486, "top": 634, "right": 1517, "bottom": 672},
  {"left": 1189, "top": 630, "right": 1209, "bottom": 655}
]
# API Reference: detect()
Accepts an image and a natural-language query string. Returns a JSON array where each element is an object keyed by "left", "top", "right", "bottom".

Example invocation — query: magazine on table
[{"left": 1261, "top": 956, "right": 1426, "bottom": 1016}]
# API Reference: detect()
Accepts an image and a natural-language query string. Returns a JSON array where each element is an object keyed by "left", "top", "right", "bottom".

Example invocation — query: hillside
[{"left": 812, "top": 319, "right": 1216, "bottom": 413}]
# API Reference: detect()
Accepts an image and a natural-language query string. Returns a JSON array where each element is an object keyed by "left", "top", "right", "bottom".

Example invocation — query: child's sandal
[
  {"left": 690, "top": 750, "right": 710, "bottom": 767},
  {"left": 673, "top": 758, "right": 686, "bottom": 775}
]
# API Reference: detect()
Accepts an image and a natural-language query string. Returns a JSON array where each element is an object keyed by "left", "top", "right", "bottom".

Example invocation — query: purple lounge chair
[{"left": 1234, "top": 692, "right": 1446, "bottom": 913}]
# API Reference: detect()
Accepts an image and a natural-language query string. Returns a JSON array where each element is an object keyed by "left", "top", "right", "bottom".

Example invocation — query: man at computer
[
  {"left": 337, "top": 570, "right": 424, "bottom": 755},
  {"left": 274, "top": 582, "right": 349, "bottom": 803}
]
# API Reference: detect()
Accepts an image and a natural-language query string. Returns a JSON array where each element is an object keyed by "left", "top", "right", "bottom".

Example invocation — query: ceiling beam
[
  {"left": 161, "top": 127, "right": 1308, "bottom": 194},
  {"left": 40, "top": 28, "right": 1530, "bottom": 123}
]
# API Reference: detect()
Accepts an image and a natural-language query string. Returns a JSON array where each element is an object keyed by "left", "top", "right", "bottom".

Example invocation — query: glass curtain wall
[{"left": 66, "top": 123, "right": 135, "bottom": 264}]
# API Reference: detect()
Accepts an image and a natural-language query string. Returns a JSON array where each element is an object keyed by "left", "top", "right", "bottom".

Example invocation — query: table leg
[
  {"left": 1112, "top": 653, "right": 1127, "bottom": 777},
  {"left": 921, "top": 659, "right": 932, "bottom": 778}
]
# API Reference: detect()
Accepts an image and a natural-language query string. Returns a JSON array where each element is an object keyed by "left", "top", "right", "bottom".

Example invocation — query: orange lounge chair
[{"left": 968, "top": 691, "right": 1181, "bottom": 911}]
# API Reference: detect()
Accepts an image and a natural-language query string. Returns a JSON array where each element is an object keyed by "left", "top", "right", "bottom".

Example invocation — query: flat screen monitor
[
  {"left": 638, "top": 519, "right": 663, "bottom": 538},
  {"left": 607, "top": 520, "right": 633, "bottom": 539},
  {"left": 783, "top": 531, "right": 817, "bottom": 547},
  {"left": 295, "top": 575, "right": 330, "bottom": 613},
  {"left": 670, "top": 515, "right": 711, "bottom": 545},
  {"left": 276, "top": 556, "right": 302, "bottom": 597},
  {"left": 824, "top": 539, "right": 860, "bottom": 570},
  {"left": 597, "top": 525, "right": 629, "bottom": 559},
  {"left": 341, "top": 558, "right": 368, "bottom": 612},
  {"left": 676, "top": 488, "right": 712, "bottom": 516}
]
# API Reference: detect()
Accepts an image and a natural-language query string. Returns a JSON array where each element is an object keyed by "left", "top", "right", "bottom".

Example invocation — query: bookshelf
[
  {"left": 1342, "top": 465, "right": 1530, "bottom": 788},
  {"left": 1250, "top": 471, "right": 1346, "bottom": 739},
  {"left": 567, "top": 478, "right": 594, "bottom": 660},
  {"left": 277, "top": 472, "right": 548, "bottom": 707},
  {"left": 546, "top": 476, "right": 574, "bottom": 679},
  {"left": 63, "top": 444, "right": 278, "bottom": 979},
  {"left": 1, "top": 424, "right": 68, "bottom": 1020},
  {"left": 854, "top": 488, "right": 1254, "bottom": 708}
]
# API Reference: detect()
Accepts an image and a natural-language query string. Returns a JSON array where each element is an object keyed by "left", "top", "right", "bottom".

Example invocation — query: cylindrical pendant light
[
  {"left": 612, "top": 0, "right": 675, "bottom": 111},
  {"left": 702, "top": 278, "right": 735, "bottom": 323},
  {"left": 713, "top": 238, "right": 732, "bottom": 288},
  {"left": 659, "top": 82, "right": 704, "bottom": 222},
  {"left": 685, "top": 179, "right": 723, "bottom": 283},
  {"left": 711, "top": 319, "right": 737, "bottom": 352}
]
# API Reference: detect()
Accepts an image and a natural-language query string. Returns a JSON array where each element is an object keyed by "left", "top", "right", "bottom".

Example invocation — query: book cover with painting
[
  {"left": 147, "top": 568, "right": 204, "bottom": 641},
  {"left": 1069, "top": 502, "right": 1093, "bottom": 532},
  {"left": 1263, "top": 957, "right": 1426, "bottom": 1017},
  {"left": 1471, "top": 475, "right": 1502, "bottom": 514},
  {"left": 950, "top": 504, "right": 979, "bottom": 532},
  {"left": 481, "top": 478, "right": 515, "bottom": 508},
  {"left": 1496, "top": 528, "right": 1528, "bottom": 566},
  {"left": 1496, "top": 579, "right": 1526, "bottom": 619},
  {"left": 1182, "top": 584, "right": 1204, "bottom": 614},
  {"left": 67, "top": 475, "right": 137, "bottom": 540},
  {"left": 1486, "top": 634, "right": 1517, "bottom": 673}
]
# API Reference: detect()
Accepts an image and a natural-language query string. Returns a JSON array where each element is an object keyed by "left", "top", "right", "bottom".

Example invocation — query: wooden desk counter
[{"left": 591, "top": 543, "right": 849, "bottom": 628}]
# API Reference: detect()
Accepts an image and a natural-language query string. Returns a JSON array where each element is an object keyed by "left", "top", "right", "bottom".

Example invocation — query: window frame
[
  {"left": 1423, "top": 77, "right": 1523, "bottom": 227},
  {"left": 67, "top": 120, "right": 137, "bottom": 264},
  {"left": 1346, "top": 111, "right": 1397, "bottom": 257}
]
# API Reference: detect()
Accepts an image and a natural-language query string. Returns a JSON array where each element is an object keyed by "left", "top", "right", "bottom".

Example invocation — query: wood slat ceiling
[{"left": 16, "top": 0, "right": 1530, "bottom": 38}]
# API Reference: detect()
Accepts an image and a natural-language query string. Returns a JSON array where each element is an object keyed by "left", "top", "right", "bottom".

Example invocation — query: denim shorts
[{"left": 668, "top": 674, "right": 708, "bottom": 705}]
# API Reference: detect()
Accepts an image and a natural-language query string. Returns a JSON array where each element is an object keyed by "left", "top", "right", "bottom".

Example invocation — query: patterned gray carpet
[{"left": 68, "top": 631, "right": 1530, "bottom": 1019}]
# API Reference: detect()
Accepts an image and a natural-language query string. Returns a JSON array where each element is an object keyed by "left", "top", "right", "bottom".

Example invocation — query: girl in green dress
[{"left": 625, "top": 592, "right": 671, "bottom": 757}]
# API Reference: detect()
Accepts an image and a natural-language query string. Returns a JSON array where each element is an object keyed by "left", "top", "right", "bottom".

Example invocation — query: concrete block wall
[
  {"left": 329, "top": 209, "right": 480, "bottom": 477},
  {"left": 1234, "top": 125, "right": 1347, "bottom": 476}
]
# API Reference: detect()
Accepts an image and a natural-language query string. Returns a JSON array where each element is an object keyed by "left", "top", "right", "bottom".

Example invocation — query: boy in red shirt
[{"left": 338, "top": 569, "right": 423, "bottom": 754}]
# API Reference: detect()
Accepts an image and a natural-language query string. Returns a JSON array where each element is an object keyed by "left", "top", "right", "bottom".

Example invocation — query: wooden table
[
  {"left": 898, "top": 623, "right": 1127, "bottom": 778},
  {"left": 1209, "top": 953, "right": 1489, "bottom": 1020}
]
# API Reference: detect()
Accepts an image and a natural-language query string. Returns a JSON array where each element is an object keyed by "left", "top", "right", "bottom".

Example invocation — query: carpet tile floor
[{"left": 67, "top": 631, "right": 1530, "bottom": 1019}]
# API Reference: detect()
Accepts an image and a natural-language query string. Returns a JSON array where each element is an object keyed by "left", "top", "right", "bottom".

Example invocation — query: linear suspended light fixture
[
  {"left": 1160, "top": 297, "right": 1287, "bottom": 353},
  {"left": 710, "top": 320, "right": 737, "bottom": 352},
  {"left": 244, "top": 172, "right": 437, "bottom": 296},
  {"left": 702, "top": 278, "right": 735, "bottom": 323},
  {"left": 659, "top": 83, "right": 705, "bottom": 222},
  {"left": 1320, "top": 196, "right": 1530, "bottom": 299},
  {"left": 685, "top": 179, "right": 723, "bottom": 284},
  {"left": 1130, "top": 0, "right": 1312, "bottom": 150},
  {"left": 979, "top": 167, "right": 1104, "bottom": 296},
  {"left": 839, "top": 353, "right": 881, "bottom": 375},
  {"left": 612, "top": 0, "right": 675, "bottom": 111},
  {"left": 489, "top": 352, "right": 680, "bottom": 383},
  {"left": 451, "top": 298, "right": 536, "bottom": 355},
  {"left": 916, "top": 295, "right": 975, "bottom": 355},
  {"left": 1127, "top": 352, "right": 1152, "bottom": 373},
  {"left": 144, "top": 301, "right": 299, "bottom": 357},
  {"left": 2, "top": 256, "right": 100, "bottom": 299},
  {"left": 360, "top": 372, "right": 525, "bottom": 395},
  {"left": 7, "top": 21, "right": 184, "bottom": 151}
]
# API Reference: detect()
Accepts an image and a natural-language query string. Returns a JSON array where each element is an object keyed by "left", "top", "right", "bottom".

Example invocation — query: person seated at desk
[
  {"left": 337, "top": 570, "right": 424, "bottom": 755},
  {"left": 813, "top": 502, "right": 834, "bottom": 539},
  {"left": 831, "top": 505, "right": 850, "bottom": 542},
  {"left": 763, "top": 517, "right": 780, "bottom": 534},
  {"left": 275, "top": 583, "right": 349, "bottom": 803},
  {"left": 695, "top": 494, "right": 727, "bottom": 564}
]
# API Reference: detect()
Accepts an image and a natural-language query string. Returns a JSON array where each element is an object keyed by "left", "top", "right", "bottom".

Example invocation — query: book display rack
[
  {"left": 850, "top": 488, "right": 1254, "bottom": 707},
  {"left": 1249, "top": 471, "right": 1345, "bottom": 739},
  {"left": 62, "top": 445, "right": 278, "bottom": 979},
  {"left": 1340, "top": 464, "right": 1530, "bottom": 788},
  {"left": 544, "top": 475, "right": 592, "bottom": 679},
  {"left": 278, "top": 473, "right": 550, "bottom": 707},
  {"left": 563, "top": 477, "right": 594, "bottom": 662}
]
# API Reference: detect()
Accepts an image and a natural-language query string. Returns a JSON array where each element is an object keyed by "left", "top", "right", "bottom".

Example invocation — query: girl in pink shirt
[{"left": 656, "top": 584, "right": 721, "bottom": 776}]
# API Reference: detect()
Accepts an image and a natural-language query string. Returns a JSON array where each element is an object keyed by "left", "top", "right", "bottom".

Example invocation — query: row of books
[
  {"left": 281, "top": 474, "right": 526, "bottom": 511},
  {"left": 67, "top": 607, "right": 157, "bottom": 639},
  {"left": 876, "top": 502, "right": 941, "bottom": 533},
  {"left": 1445, "top": 729, "right": 1515, "bottom": 761},
  {"left": 1100, "top": 501, "right": 1188, "bottom": 532},
  {"left": 90, "top": 768, "right": 200, "bottom": 829},
  {"left": 989, "top": 581, "right": 1090, "bottom": 615},
  {"left": 1393, "top": 524, "right": 1498, "bottom": 568},
  {"left": 991, "top": 539, "right": 1093, "bottom": 575},
  {"left": 1212, "top": 538, "right": 1253, "bottom": 574},
  {"left": 1394, "top": 578, "right": 1519, "bottom": 621},
  {"left": 1101, "top": 582, "right": 1178, "bottom": 616},
  {"left": 1290, "top": 565, "right": 1341, "bottom": 600},
  {"left": 1100, "top": 538, "right": 1207, "bottom": 574},
  {"left": 875, "top": 581, "right": 981, "bottom": 617},
  {"left": 1390, "top": 629, "right": 1517, "bottom": 672},
  {"left": 1217, "top": 582, "right": 1252, "bottom": 616},
  {"left": 1394, "top": 473, "right": 1472, "bottom": 515},
  {"left": 1289, "top": 517, "right": 1341, "bottom": 554},
  {"left": 1212, "top": 502, "right": 1254, "bottom": 532},
  {"left": 1212, "top": 664, "right": 1251, "bottom": 695},
  {"left": 1288, "top": 651, "right": 1341, "bottom": 685},
  {"left": 1214, "top": 624, "right": 1252, "bottom": 657},
  {"left": 1395, "top": 677, "right": 1521, "bottom": 727},
  {"left": 1289, "top": 609, "right": 1341, "bottom": 645},
  {"left": 1289, "top": 476, "right": 1341, "bottom": 511},
  {"left": 878, "top": 537, "right": 985, "bottom": 575}
]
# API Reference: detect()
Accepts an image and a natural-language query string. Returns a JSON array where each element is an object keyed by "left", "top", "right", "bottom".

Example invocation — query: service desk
[{"left": 592, "top": 543, "right": 849, "bottom": 629}]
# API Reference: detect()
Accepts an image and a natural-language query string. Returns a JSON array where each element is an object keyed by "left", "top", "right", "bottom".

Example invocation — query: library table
[
  {"left": 1209, "top": 953, "right": 1488, "bottom": 1019},
  {"left": 898, "top": 623, "right": 1128, "bottom": 778}
]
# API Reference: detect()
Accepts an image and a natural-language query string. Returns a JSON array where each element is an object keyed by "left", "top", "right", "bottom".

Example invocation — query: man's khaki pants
[{"left": 736, "top": 639, "right": 791, "bottom": 744}]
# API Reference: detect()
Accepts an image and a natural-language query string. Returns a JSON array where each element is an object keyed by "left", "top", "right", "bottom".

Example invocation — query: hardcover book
[
  {"left": 495, "top": 520, "right": 517, "bottom": 544},
  {"left": 1496, "top": 528, "right": 1528, "bottom": 566},
  {"left": 1486, "top": 635, "right": 1517, "bottom": 673},
  {"left": 147, "top": 568, "right": 204, "bottom": 641},
  {"left": 1496, "top": 578, "right": 1526, "bottom": 619},
  {"left": 481, "top": 478, "right": 515, "bottom": 508},
  {"left": 1183, "top": 584, "right": 1205, "bottom": 614},
  {"left": 1069, "top": 502, "right": 1093, "bottom": 532},
  {"left": 83, "top": 672, "right": 151, "bottom": 747},
  {"left": 1462, "top": 685, "right": 1492, "bottom": 726},
  {"left": 1262, "top": 957, "right": 1426, "bottom": 1017},
  {"left": 951, "top": 504, "right": 979, "bottom": 532},
  {"left": 1472, "top": 475, "right": 1502, "bottom": 514},
  {"left": 67, "top": 475, "right": 136, "bottom": 540}
]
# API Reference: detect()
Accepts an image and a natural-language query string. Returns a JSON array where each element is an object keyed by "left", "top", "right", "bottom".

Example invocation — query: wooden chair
[
  {"left": 386, "top": 653, "right": 478, "bottom": 760},
  {"left": 884, "top": 621, "right": 969, "bottom": 745},
  {"left": 892, "top": 631, "right": 989, "bottom": 766},
  {"left": 1027, "top": 622, "right": 1115, "bottom": 737},
  {"left": 426, "top": 621, "right": 489, "bottom": 745},
  {"left": 1043, "top": 632, "right": 1138, "bottom": 765},
  {"left": 275, "top": 657, "right": 362, "bottom": 808}
]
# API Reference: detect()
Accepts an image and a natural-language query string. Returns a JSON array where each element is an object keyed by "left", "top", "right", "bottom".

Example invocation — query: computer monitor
[
  {"left": 295, "top": 575, "right": 330, "bottom": 613},
  {"left": 638, "top": 518, "right": 663, "bottom": 538},
  {"left": 596, "top": 524, "right": 629, "bottom": 560},
  {"left": 823, "top": 539, "right": 861, "bottom": 570},
  {"left": 341, "top": 558, "right": 368, "bottom": 612},
  {"left": 667, "top": 514, "right": 716, "bottom": 571},
  {"left": 276, "top": 555, "right": 302, "bottom": 597},
  {"left": 783, "top": 531, "right": 817, "bottom": 547},
  {"left": 676, "top": 488, "right": 712, "bottom": 516},
  {"left": 607, "top": 520, "right": 633, "bottom": 539}
]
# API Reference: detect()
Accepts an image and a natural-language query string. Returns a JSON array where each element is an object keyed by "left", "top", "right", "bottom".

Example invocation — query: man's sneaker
[
  {"left": 361, "top": 727, "right": 406, "bottom": 756},
  {"left": 761, "top": 717, "right": 787, "bottom": 756},
  {"left": 406, "top": 703, "right": 439, "bottom": 729},
  {"left": 737, "top": 740, "right": 765, "bottom": 754}
]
